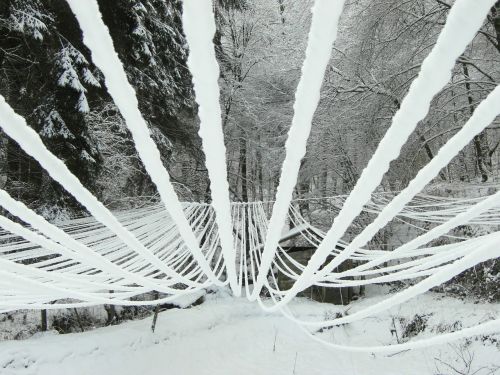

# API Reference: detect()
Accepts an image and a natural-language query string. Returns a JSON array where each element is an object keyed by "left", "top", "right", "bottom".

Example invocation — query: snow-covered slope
[{"left": 0, "top": 289, "right": 499, "bottom": 375}]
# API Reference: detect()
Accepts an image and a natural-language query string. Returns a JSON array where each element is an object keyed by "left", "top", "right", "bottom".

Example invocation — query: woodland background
[{"left": 0, "top": 0, "right": 499, "bottom": 214}]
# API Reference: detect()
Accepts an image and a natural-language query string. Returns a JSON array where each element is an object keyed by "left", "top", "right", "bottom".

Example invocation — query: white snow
[{"left": 0, "top": 288, "right": 498, "bottom": 375}]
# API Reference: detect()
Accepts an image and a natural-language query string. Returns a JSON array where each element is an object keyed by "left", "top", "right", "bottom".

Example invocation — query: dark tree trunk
[
  {"left": 416, "top": 130, "right": 447, "bottom": 181},
  {"left": 256, "top": 140, "right": 264, "bottom": 201},
  {"left": 462, "top": 63, "right": 491, "bottom": 182},
  {"left": 492, "top": 2, "right": 500, "bottom": 48},
  {"left": 0, "top": 130, "right": 7, "bottom": 190},
  {"left": 278, "top": 0, "right": 286, "bottom": 23},
  {"left": 240, "top": 136, "right": 248, "bottom": 202},
  {"left": 41, "top": 310, "right": 48, "bottom": 332},
  {"left": 73, "top": 308, "right": 85, "bottom": 332},
  {"left": 104, "top": 291, "right": 118, "bottom": 325},
  {"left": 297, "top": 160, "right": 310, "bottom": 216}
]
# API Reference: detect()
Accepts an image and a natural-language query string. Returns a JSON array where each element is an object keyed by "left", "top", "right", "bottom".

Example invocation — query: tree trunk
[
  {"left": 320, "top": 167, "right": 328, "bottom": 210},
  {"left": 462, "top": 62, "right": 491, "bottom": 182},
  {"left": 416, "top": 130, "right": 447, "bottom": 181},
  {"left": 278, "top": 0, "right": 286, "bottom": 23},
  {"left": 256, "top": 142, "right": 264, "bottom": 201},
  {"left": 239, "top": 136, "right": 248, "bottom": 202},
  {"left": 41, "top": 310, "right": 48, "bottom": 332},
  {"left": 297, "top": 160, "right": 310, "bottom": 216},
  {"left": 0, "top": 130, "right": 7, "bottom": 190},
  {"left": 73, "top": 308, "right": 85, "bottom": 332},
  {"left": 492, "top": 1, "right": 500, "bottom": 48},
  {"left": 104, "top": 290, "right": 118, "bottom": 325}
]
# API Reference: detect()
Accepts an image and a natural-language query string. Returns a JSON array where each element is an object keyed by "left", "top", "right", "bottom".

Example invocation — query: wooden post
[
  {"left": 41, "top": 309, "right": 47, "bottom": 331},
  {"left": 151, "top": 291, "right": 160, "bottom": 333}
]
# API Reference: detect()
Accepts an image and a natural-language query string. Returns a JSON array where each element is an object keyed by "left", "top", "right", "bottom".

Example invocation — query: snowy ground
[{"left": 0, "top": 288, "right": 499, "bottom": 375}]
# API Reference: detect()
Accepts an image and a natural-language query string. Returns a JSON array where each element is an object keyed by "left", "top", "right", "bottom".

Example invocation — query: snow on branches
[
  {"left": 55, "top": 44, "right": 101, "bottom": 113},
  {"left": 6, "top": 0, "right": 51, "bottom": 41}
]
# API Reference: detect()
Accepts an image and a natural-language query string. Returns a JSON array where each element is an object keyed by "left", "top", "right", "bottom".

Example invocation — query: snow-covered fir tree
[{"left": 0, "top": 0, "right": 196, "bottom": 217}]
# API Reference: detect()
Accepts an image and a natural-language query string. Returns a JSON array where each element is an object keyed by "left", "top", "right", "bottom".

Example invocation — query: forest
[
  {"left": 0, "top": 0, "right": 500, "bottom": 374},
  {"left": 1, "top": 0, "right": 499, "bottom": 214}
]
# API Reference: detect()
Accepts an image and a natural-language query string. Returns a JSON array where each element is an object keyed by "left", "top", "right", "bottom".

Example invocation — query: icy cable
[
  {"left": 63, "top": 0, "right": 220, "bottom": 285},
  {"left": 182, "top": 0, "right": 238, "bottom": 295}
]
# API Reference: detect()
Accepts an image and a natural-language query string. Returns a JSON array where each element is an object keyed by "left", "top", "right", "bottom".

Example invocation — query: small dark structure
[{"left": 275, "top": 226, "right": 355, "bottom": 305}]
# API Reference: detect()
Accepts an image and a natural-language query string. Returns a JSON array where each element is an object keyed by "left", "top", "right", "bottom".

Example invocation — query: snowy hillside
[{"left": 1, "top": 288, "right": 498, "bottom": 375}]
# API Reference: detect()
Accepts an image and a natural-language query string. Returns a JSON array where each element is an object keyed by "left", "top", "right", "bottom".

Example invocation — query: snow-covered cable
[
  {"left": 252, "top": 0, "right": 347, "bottom": 300},
  {"left": 262, "top": 0, "right": 496, "bottom": 309},
  {"left": 182, "top": 0, "right": 238, "bottom": 295},
  {"left": 63, "top": 0, "right": 220, "bottom": 284}
]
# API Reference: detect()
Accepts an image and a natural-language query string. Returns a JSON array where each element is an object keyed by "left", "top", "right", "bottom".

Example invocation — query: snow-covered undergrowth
[
  {"left": 0, "top": 287, "right": 498, "bottom": 375},
  {"left": 0, "top": 291, "right": 205, "bottom": 340}
]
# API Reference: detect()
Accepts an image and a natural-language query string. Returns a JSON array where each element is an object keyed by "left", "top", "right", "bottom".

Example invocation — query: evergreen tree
[
  {"left": 0, "top": 0, "right": 102, "bottom": 217},
  {"left": 0, "top": 0, "right": 195, "bottom": 217}
]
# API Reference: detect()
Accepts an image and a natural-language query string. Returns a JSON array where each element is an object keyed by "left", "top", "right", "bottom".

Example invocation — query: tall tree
[{"left": 0, "top": 0, "right": 197, "bottom": 215}]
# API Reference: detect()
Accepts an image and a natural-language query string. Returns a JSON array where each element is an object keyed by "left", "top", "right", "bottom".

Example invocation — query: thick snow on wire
[
  {"left": 269, "top": 0, "right": 498, "bottom": 309},
  {"left": 252, "top": 0, "right": 348, "bottom": 300},
  {"left": 0, "top": 0, "right": 499, "bottom": 353},
  {"left": 64, "top": 0, "right": 220, "bottom": 285},
  {"left": 182, "top": 0, "right": 238, "bottom": 295}
]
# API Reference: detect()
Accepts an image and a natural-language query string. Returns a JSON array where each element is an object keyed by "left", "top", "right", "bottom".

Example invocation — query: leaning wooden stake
[
  {"left": 151, "top": 291, "right": 160, "bottom": 333},
  {"left": 73, "top": 308, "right": 85, "bottom": 332},
  {"left": 41, "top": 309, "right": 47, "bottom": 331}
]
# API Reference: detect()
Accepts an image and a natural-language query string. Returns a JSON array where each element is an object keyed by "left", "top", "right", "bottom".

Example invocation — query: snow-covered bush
[
  {"left": 445, "top": 258, "right": 500, "bottom": 303},
  {"left": 86, "top": 104, "right": 176, "bottom": 208},
  {"left": 51, "top": 310, "right": 98, "bottom": 334},
  {"left": 442, "top": 225, "right": 499, "bottom": 302},
  {"left": 399, "top": 314, "right": 430, "bottom": 341}
]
